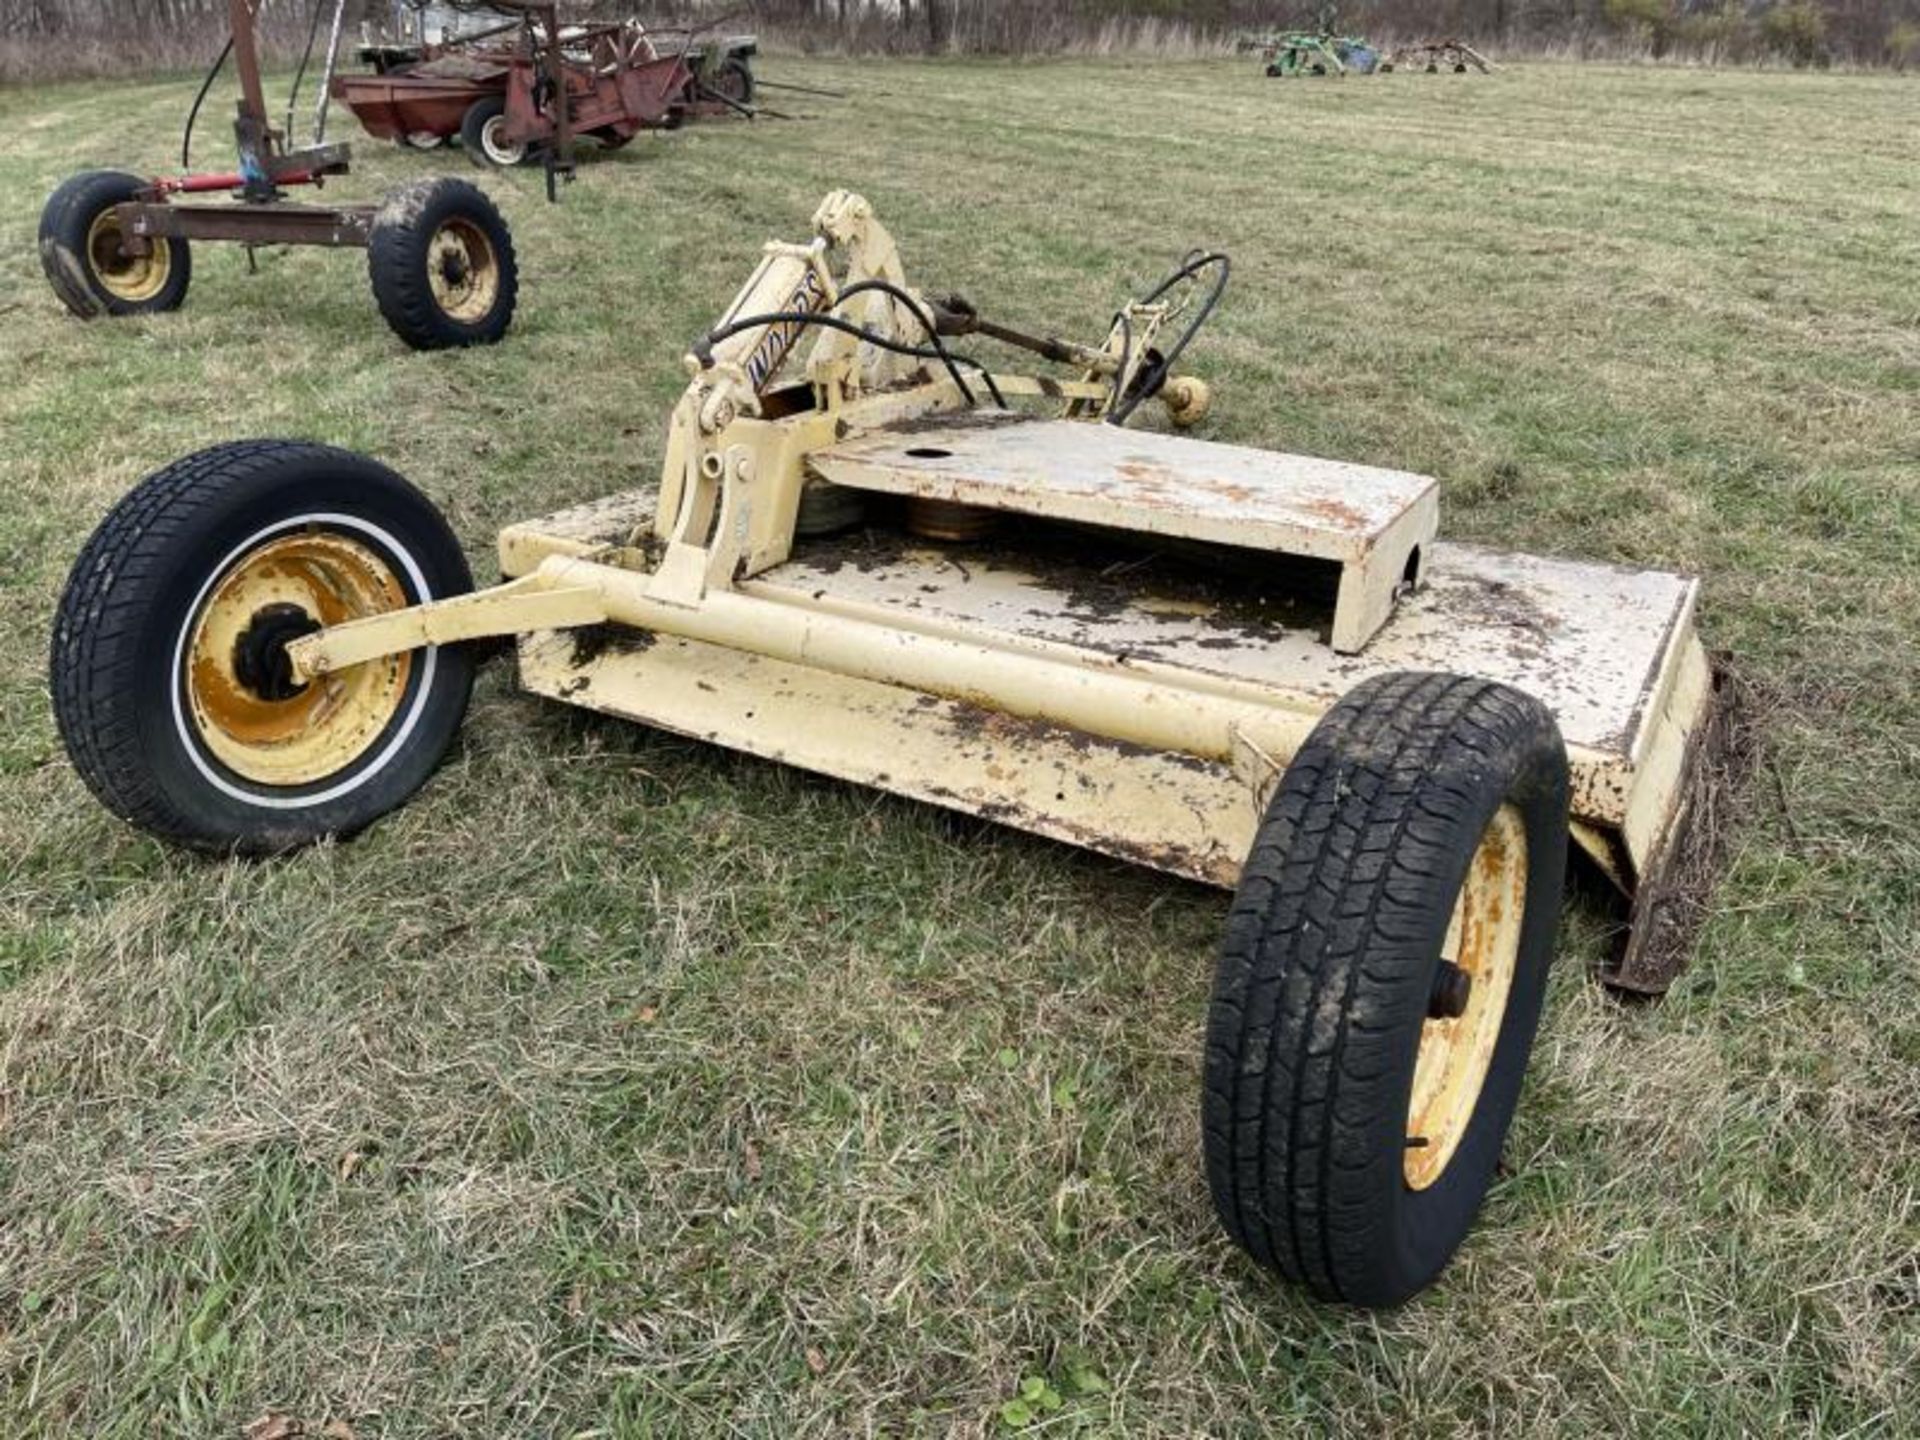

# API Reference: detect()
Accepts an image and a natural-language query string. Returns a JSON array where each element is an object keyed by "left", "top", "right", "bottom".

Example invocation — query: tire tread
[
  {"left": 1202, "top": 671, "right": 1568, "bottom": 1305},
  {"left": 366, "top": 177, "right": 518, "bottom": 350},
  {"left": 38, "top": 169, "right": 192, "bottom": 319}
]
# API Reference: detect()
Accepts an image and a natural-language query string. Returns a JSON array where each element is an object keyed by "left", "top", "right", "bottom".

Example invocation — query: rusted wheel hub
[
  {"left": 426, "top": 218, "right": 500, "bottom": 324},
  {"left": 86, "top": 207, "right": 170, "bottom": 303},
  {"left": 230, "top": 603, "right": 323, "bottom": 704},
  {"left": 184, "top": 530, "right": 414, "bottom": 788}
]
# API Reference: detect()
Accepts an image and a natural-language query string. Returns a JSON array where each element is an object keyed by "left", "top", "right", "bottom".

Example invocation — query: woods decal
[{"left": 747, "top": 268, "right": 827, "bottom": 391}]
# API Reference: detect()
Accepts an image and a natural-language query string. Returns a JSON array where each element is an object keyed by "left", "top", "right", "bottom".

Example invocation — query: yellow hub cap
[
  {"left": 184, "top": 533, "right": 413, "bottom": 788},
  {"left": 427, "top": 218, "right": 500, "bottom": 323},
  {"left": 86, "top": 207, "right": 170, "bottom": 303},
  {"left": 1404, "top": 803, "right": 1528, "bottom": 1191}
]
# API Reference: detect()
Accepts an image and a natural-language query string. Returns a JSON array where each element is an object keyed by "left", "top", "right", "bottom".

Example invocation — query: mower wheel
[
  {"left": 367, "top": 177, "right": 518, "bottom": 350},
  {"left": 39, "top": 169, "right": 191, "bottom": 319},
  {"left": 50, "top": 440, "right": 475, "bottom": 854},
  {"left": 1202, "top": 671, "right": 1569, "bottom": 1307},
  {"left": 401, "top": 131, "right": 448, "bottom": 150},
  {"left": 461, "top": 97, "right": 530, "bottom": 167}
]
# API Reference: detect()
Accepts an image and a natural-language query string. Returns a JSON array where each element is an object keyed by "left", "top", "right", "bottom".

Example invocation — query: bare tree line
[
  {"left": 2, "top": 0, "right": 309, "bottom": 43},
  {"left": 755, "top": 1, "right": 1920, "bottom": 64},
  {"left": 1, "top": 0, "right": 343, "bottom": 80},
  {"left": 5, "top": 0, "right": 1920, "bottom": 80}
]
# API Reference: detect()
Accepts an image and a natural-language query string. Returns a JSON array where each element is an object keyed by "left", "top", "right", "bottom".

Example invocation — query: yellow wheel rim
[
  {"left": 184, "top": 532, "right": 413, "bottom": 788},
  {"left": 426, "top": 217, "right": 500, "bottom": 324},
  {"left": 1404, "top": 803, "right": 1528, "bottom": 1191},
  {"left": 86, "top": 207, "right": 170, "bottom": 303}
]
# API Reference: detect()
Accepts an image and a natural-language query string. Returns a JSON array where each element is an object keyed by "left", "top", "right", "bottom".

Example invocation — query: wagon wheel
[
  {"left": 367, "top": 178, "right": 519, "bottom": 350},
  {"left": 401, "top": 131, "right": 448, "bottom": 150},
  {"left": 51, "top": 441, "right": 475, "bottom": 853},
  {"left": 593, "top": 127, "right": 636, "bottom": 151},
  {"left": 701, "top": 55, "right": 756, "bottom": 109},
  {"left": 39, "top": 170, "right": 192, "bottom": 319},
  {"left": 461, "top": 96, "right": 531, "bottom": 167},
  {"left": 1203, "top": 671, "right": 1569, "bottom": 1307}
]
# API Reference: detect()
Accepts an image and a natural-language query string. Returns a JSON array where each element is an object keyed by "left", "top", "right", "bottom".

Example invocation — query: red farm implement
[{"left": 332, "top": 3, "right": 760, "bottom": 175}]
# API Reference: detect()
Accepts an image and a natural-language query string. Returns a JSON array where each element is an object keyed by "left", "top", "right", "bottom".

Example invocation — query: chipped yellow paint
[
  {"left": 272, "top": 191, "right": 1713, "bottom": 980},
  {"left": 426, "top": 216, "right": 500, "bottom": 323},
  {"left": 186, "top": 533, "right": 412, "bottom": 787},
  {"left": 85, "top": 206, "right": 169, "bottom": 303},
  {"left": 515, "top": 625, "right": 1257, "bottom": 887},
  {"left": 1405, "top": 804, "right": 1528, "bottom": 1190}
]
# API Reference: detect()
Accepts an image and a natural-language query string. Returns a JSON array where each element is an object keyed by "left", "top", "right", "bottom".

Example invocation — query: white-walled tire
[
  {"left": 51, "top": 440, "right": 475, "bottom": 853},
  {"left": 460, "top": 97, "right": 529, "bottom": 167}
]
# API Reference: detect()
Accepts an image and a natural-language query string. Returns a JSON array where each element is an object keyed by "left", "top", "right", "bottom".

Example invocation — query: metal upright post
[{"left": 228, "top": 0, "right": 278, "bottom": 201}]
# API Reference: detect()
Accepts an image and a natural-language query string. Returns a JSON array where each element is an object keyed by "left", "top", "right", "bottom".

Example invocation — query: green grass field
[{"left": 1, "top": 55, "right": 1917, "bottom": 1437}]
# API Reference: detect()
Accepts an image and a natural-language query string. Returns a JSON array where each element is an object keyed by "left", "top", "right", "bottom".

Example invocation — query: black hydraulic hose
[
  {"left": 1108, "top": 250, "right": 1230, "bottom": 425},
  {"left": 285, "top": 0, "right": 331, "bottom": 149},
  {"left": 697, "top": 285, "right": 1005, "bottom": 409},
  {"left": 697, "top": 310, "right": 984, "bottom": 408},
  {"left": 182, "top": 35, "right": 233, "bottom": 169},
  {"left": 1140, "top": 249, "right": 1231, "bottom": 310},
  {"left": 834, "top": 277, "right": 1006, "bottom": 409}
]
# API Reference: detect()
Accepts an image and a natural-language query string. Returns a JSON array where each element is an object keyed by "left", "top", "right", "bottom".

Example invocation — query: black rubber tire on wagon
[
  {"left": 703, "top": 55, "right": 756, "bottom": 108},
  {"left": 39, "top": 169, "right": 192, "bottom": 319},
  {"left": 460, "top": 95, "right": 530, "bottom": 167},
  {"left": 366, "top": 177, "right": 518, "bottom": 350},
  {"left": 1202, "top": 671, "right": 1570, "bottom": 1308},
  {"left": 50, "top": 440, "right": 475, "bottom": 854}
]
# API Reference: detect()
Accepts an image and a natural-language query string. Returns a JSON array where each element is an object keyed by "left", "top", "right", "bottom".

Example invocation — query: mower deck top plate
[
  {"left": 762, "top": 533, "right": 1692, "bottom": 766},
  {"left": 806, "top": 412, "right": 1437, "bottom": 564}
]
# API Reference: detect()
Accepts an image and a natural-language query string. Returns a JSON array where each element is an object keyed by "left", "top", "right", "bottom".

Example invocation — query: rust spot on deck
[
  {"left": 1301, "top": 496, "right": 1369, "bottom": 530},
  {"left": 923, "top": 782, "right": 1234, "bottom": 885},
  {"left": 570, "top": 623, "right": 654, "bottom": 667}
]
